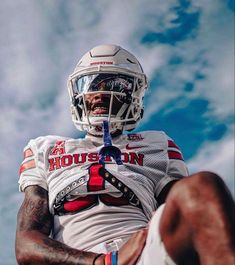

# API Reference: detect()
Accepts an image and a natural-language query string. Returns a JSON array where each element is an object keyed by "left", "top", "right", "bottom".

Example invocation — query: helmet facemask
[{"left": 69, "top": 73, "right": 144, "bottom": 135}]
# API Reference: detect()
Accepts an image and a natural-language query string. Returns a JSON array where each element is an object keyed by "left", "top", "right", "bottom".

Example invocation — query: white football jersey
[{"left": 19, "top": 131, "right": 188, "bottom": 250}]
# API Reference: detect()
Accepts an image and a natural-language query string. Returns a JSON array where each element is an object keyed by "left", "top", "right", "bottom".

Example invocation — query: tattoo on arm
[
  {"left": 17, "top": 185, "right": 52, "bottom": 234},
  {"left": 16, "top": 185, "right": 97, "bottom": 265}
]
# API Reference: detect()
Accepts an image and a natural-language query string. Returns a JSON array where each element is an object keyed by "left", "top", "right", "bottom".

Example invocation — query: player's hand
[{"left": 118, "top": 227, "right": 148, "bottom": 265}]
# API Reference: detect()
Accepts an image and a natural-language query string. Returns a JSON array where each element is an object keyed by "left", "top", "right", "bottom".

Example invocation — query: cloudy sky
[{"left": 0, "top": 0, "right": 234, "bottom": 264}]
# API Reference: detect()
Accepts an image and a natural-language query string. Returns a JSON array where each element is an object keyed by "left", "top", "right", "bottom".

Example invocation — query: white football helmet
[{"left": 67, "top": 44, "right": 148, "bottom": 135}]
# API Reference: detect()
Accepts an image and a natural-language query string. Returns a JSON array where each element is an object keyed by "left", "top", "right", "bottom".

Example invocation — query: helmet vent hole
[{"left": 126, "top": 58, "right": 135, "bottom": 64}]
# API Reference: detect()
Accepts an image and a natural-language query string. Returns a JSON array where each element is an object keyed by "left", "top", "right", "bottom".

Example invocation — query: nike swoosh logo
[{"left": 126, "top": 144, "right": 148, "bottom": 150}]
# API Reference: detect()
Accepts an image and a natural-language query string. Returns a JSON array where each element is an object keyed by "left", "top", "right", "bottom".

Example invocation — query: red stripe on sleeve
[
  {"left": 168, "top": 151, "right": 184, "bottom": 161},
  {"left": 24, "top": 148, "right": 34, "bottom": 158},
  {"left": 19, "top": 159, "right": 36, "bottom": 174},
  {"left": 88, "top": 164, "right": 105, "bottom": 192},
  {"left": 168, "top": 140, "right": 180, "bottom": 150}
]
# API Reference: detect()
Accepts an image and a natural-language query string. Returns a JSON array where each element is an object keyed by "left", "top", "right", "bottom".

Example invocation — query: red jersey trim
[
  {"left": 168, "top": 140, "right": 180, "bottom": 150},
  {"left": 24, "top": 148, "right": 34, "bottom": 158},
  {"left": 168, "top": 151, "right": 184, "bottom": 161},
  {"left": 63, "top": 195, "right": 98, "bottom": 212},
  {"left": 19, "top": 159, "right": 36, "bottom": 175},
  {"left": 88, "top": 164, "right": 105, "bottom": 192},
  {"left": 100, "top": 194, "right": 129, "bottom": 206}
]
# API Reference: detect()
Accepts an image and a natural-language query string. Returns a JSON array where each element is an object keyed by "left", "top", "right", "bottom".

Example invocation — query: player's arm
[
  {"left": 15, "top": 185, "right": 100, "bottom": 265},
  {"left": 160, "top": 172, "right": 235, "bottom": 265},
  {"left": 157, "top": 179, "right": 179, "bottom": 205}
]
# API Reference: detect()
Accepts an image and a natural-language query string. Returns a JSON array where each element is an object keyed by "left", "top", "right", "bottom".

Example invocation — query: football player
[{"left": 16, "top": 44, "right": 235, "bottom": 265}]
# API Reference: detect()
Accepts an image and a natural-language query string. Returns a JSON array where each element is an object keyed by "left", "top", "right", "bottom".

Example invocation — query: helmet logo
[{"left": 90, "top": 61, "right": 113, "bottom": 66}]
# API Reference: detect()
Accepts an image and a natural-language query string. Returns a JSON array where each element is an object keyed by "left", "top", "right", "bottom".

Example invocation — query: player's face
[
  {"left": 82, "top": 74, "right": 134, "bottom": 117},
  {"left": 85, "top": 92, "right": 123, "bottom": 116}
]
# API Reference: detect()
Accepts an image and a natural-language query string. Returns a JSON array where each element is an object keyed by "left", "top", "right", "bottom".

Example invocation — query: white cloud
[
  {"left": 0, "top": 1, "right": 234, "bottom": 263},
  {"left": 188, "top": 132, "right": 235, "bottom": 197},
  {"left": 139, "top": 0, "right": 234, "bottom": 124}
]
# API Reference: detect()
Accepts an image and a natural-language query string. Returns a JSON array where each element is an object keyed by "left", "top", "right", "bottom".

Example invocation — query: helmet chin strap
[
  {"left": 86, "top": 120, "right": 123, "bottom": 137},
  {"left": 98, "top": 121, "right": 123, "bottom": 166}
]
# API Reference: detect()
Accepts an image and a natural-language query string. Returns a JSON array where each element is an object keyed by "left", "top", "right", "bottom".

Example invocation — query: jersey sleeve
[
  {"left": 166, "top": 136, "right": 189, "bottom": 178},
  {"left": 154, "top": 135, "right": 189, "bottom": 200},
  {"left": 18, "top": 138, "right": 47, "bottom": 192}
]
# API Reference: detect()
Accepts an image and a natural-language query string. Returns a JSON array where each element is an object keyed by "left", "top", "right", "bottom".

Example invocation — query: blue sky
[{"left": 0, "top": 1, "right": 234, "bottom": 264}]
